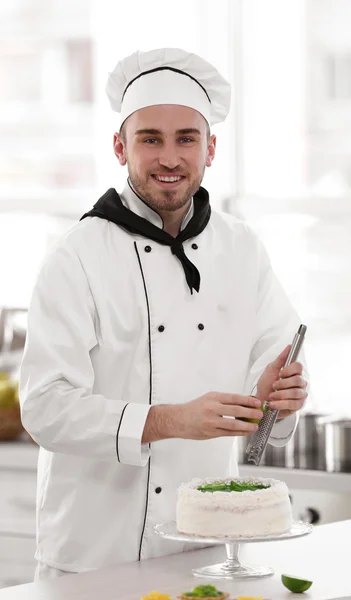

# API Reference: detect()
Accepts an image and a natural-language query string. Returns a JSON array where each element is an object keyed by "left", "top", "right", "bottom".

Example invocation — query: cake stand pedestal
[{"left": 153, "top": 521, "right": 312, "bottom": 580}]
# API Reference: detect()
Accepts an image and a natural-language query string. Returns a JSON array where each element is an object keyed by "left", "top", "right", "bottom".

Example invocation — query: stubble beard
[{"left": 127, "top": 164, "right": 206, "bottom": 213}]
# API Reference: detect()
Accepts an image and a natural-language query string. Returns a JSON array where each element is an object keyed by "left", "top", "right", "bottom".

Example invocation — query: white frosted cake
[{"left": 176, "top": 477, "right": 292, "bottom": 537}]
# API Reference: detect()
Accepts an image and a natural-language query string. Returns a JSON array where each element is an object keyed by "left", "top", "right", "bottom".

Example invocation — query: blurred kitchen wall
[{"left": 0, "top": 0, "right": 351, "bottom": 414}]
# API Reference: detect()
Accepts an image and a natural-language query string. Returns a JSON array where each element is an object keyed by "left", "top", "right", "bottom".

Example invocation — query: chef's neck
[{"left": 157, "top": 202, "right": 191, "bottom": 237}]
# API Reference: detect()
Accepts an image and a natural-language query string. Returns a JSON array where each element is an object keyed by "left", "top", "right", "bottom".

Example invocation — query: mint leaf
[{"left": 197, "top": 481, "right": 270, "bottom": 493}]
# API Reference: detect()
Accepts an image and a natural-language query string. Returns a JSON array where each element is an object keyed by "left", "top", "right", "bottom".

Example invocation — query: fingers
[
  {"left": 268, "top": 392, "right": 308, "bottom": 412},
  {"left": 269, "top": 368, "right": 308, "bottom": 413},
  {"left": 272, "top": 375, "right": 307, "bottom": 391},
  {"left": 219, "top": 404, "right": 264, "bottom": 421},
  {"left": 219, "top": 394, "right": 262, "bottom": 408},
  {"left": 271, "top": 399, "right": 305, "bottom": 412},
  {"left": 279, "top": 361, "right": 303, "bottom": 379},
  {"left": 215, "top": 415, "right": 259, "bottom": 434},
  {"left": 269, "top": 387, "right": 307, "bottom": 401}
]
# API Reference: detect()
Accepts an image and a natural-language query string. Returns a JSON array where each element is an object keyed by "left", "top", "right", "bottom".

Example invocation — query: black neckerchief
[{"left": 80, "top": 186, "right": 211, "bottom": 294}]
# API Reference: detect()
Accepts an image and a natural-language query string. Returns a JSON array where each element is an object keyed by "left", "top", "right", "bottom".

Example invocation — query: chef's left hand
[{"left": 257, "top": 345, "right": 308, "bottom": 420}]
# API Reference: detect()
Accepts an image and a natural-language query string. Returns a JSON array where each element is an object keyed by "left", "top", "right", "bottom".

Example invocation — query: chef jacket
[{"left": 19, "top": 180, "right": 304, "bottom": 573}]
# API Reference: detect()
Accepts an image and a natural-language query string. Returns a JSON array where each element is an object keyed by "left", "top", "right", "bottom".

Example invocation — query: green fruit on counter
[
  {"left": 281, "top": 574, "right": 313, "bottom": 593},
  {"left": 0, "top": 381, "right": 18, "bottom": 408}
]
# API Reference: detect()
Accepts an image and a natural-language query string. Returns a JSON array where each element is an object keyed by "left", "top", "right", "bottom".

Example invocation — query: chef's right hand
[{"left": 179, "top": 392, "right": 263, "bottom": 440}]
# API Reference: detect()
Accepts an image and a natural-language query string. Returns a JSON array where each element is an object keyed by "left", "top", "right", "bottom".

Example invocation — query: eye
[
  {"left": 179, "top": 137, "right": 194, "bottom": 143},
  {"left": 144, "top": 138, "right": 160, "bottom": 144}
]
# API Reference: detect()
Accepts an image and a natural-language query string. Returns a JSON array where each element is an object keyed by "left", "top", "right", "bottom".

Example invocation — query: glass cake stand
[{"left": 153, "top": 521, "right": 312, "bottom": 580}]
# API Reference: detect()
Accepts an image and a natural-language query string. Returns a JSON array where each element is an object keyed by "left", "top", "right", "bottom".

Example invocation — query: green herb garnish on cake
[
  {"left": 178, "top": 584, "right": 229, "bottom": 599},
  {"left": 197, "top": 481, "right": 270, "bottom": 493}
]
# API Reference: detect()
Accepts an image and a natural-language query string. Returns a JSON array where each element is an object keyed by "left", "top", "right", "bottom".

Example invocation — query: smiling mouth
[{"left": 151, "top": 174, "right": 186, "bottom": 187}]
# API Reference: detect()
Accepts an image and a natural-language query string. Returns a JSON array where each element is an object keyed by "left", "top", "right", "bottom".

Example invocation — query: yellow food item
[
  {"left": 236, "top": 597, "right": 263, "bottom": 600},
  {"left": 0, "top": 381, "right": 17, "bottom": 408},
  {"left": 0, "top": 372, "right": 9, "bottom": 380},
  {"left": 140, "top": 592, "right": 172, "bottom": 600}
]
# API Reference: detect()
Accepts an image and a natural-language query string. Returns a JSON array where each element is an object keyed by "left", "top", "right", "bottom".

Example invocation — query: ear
[
  {"left": 113, "top": 133, "right": 127, "bottom": 166},
  {"left": 206, "top": 134, "right": 216, "bottom": 167}
]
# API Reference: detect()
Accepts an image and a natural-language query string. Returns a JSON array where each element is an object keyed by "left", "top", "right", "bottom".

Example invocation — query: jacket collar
[
  {"left": 120, "top": 178, "right": 194, "bottom": 232},
  {"left": 80, "top": 184, "right": 211, "bottom": 294}
]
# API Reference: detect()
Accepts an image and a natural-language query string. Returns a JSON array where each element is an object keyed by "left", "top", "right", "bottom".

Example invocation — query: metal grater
[{"left": 245, "top": 324, "right": 307, "bottom": 466}]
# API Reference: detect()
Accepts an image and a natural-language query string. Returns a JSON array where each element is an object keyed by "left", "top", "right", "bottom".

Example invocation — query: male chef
[{"left": 19, "top": 48, "right": 308, "bottom": 580}]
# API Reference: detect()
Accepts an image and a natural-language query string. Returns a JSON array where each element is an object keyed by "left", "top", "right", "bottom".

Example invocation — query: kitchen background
[{"left": 1, "top": 0, "right": 351, "bottom": 590}]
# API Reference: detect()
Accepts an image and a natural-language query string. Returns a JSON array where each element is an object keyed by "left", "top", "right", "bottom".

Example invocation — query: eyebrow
[{"left": 134, "top": 128, "right": 202, "bottom": 136}]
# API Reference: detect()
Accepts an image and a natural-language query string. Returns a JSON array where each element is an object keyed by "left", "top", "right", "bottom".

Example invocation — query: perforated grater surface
[{"left": 245, "top": 324, "right": 307, "bottom": 466}]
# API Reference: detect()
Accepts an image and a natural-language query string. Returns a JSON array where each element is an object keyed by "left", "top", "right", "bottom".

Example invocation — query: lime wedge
[
  {"left": 281, "top": 574, "right": 313, "bottom": 593},
  {"left": 240, "top": 403, "right": 264, "bottom": 424}
]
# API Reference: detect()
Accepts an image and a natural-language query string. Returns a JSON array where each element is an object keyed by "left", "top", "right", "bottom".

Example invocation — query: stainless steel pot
[
  {"left": 262, "top": 437, "right": 295, "bottom": 467},
  {"left": 256, "top": 412, "right": 325, "bottom": 468},
  {"left": 317, "top": 417, "right": 351, "bottom": 472},
  {"left": 293, "top": 412, "right": 328, "bottom": 470}
]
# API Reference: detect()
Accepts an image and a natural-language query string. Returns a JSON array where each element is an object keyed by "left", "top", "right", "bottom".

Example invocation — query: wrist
[{"left": 141, "top": 404, "right": 184, "bottom": 443}]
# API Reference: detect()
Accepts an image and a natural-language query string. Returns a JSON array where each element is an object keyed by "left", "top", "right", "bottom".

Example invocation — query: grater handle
[{"left": 245, "top": 324, "right": 307, "bottom": 466}]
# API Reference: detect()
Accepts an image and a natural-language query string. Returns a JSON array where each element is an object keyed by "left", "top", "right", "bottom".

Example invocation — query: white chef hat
[{"left": 106, "top": 48, "right": 231, "bottom": 127}]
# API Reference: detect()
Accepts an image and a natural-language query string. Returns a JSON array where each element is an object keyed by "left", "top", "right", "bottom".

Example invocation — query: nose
[{"left": 157, "top": 141, "right": 181, "bottom": 170}]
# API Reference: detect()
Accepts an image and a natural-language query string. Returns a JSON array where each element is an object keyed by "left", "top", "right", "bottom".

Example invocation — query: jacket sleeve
[
  {"left": 244, "top": 236, "right": 309, "bottom": 448},
  {"left": 19, "top": 242, "right": 151, "bottom": 467}
]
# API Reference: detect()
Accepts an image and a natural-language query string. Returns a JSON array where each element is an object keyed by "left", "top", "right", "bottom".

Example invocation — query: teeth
[{"left": 155, "top": 176, "right": 182, "bottom": 182}]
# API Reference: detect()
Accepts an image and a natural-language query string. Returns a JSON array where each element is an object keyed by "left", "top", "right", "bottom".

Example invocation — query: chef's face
[{"left": 113, "top": 105, "right": 216, "bottom": 213}]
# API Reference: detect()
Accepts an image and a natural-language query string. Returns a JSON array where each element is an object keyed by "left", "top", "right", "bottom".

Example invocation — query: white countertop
[{"left": 0, "top": 519, "right": 349, "bottom": 600}]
